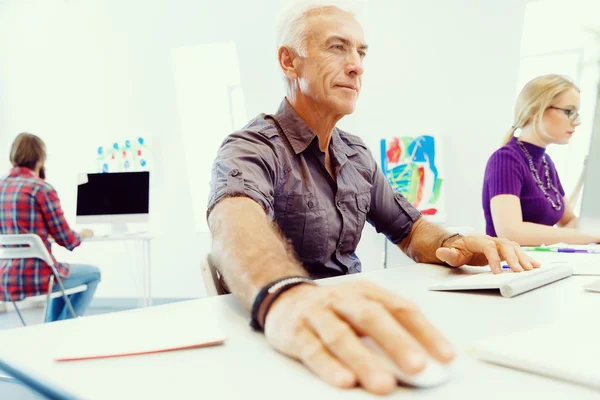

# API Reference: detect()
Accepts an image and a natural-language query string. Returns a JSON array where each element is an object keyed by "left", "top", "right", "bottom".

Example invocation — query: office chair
[
  {"left": 201, "top": 253, "right": 228, "bottom": 296},
  {"left": 0, "top": 234, "right": 87, "bottom": 326}
]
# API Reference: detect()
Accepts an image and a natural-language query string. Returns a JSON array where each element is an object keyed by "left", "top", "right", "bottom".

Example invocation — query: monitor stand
[{"left": 110, "top": 223, "right": 129, "bottom": 236}]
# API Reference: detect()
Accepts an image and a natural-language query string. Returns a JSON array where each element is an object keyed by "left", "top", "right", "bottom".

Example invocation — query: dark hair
[{"left": 9, "top": 132, "right": 46, "bottom": 171}]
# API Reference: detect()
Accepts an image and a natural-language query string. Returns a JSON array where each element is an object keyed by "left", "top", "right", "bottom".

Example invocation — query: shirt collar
[
  {"left": 331, "top": 128, "right": 357, "bottom": 161},
  {"left": 270, "top": 98, "right": 316, "bottom": 154},
  {"left": 9, "top": 166, "right": 37, "bottom": 178},
  {"left": 510, "top": 136, "right": 546, "bottom": 160},
  {"left": 270, "top": 98, "right": 358, "bottom": 158}
]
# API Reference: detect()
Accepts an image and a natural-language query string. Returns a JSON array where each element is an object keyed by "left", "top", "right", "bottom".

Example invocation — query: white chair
[
  {"left": 201, "top": 254, "right": 228, "bottom": 296},
  {"left": 0, "top": 234, "right": 87, "bottom": 326}
]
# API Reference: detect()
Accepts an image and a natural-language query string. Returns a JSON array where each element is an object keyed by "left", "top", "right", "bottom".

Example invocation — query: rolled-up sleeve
[
  {"left": 367, "top": 160, "right": 422, "bottom": 244},
  {"left": 207, "top": 130, "right": 278, "bottom": 219}
]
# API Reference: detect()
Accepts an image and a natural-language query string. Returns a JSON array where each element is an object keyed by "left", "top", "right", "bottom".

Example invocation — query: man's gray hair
[{"left": 275, "top": 0, "right": 366, "bottom": 57}]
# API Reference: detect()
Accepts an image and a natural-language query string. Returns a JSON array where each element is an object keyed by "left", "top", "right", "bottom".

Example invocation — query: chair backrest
[
  {"left": 201, "top": 258, "right": 218, "bottom": 296},
  {"left": 201, "top": 254, "right": 227, "bottom": 296},
  {"left": 0, "top": 234, "right": 55, "bottom": 267},
  {"left": 0, "top": 234, "right": 82, "bottom": 322}
]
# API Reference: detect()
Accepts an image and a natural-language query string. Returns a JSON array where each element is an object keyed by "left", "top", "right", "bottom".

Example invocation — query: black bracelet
[{"left": 250, "top": 276, "right": 315, "bottom": 331}]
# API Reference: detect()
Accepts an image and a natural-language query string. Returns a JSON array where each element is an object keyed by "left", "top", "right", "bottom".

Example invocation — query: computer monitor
[
  {"left": 76, "top": 171, "right": 150, "bottom": 234},
  {"left": 579, "top": 92, "right": 600, "bottom": 236}
]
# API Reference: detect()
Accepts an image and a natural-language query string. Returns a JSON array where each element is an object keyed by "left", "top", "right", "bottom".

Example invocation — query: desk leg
[{"left": 143, "top": 239, "right": 152, "bottom": 307}]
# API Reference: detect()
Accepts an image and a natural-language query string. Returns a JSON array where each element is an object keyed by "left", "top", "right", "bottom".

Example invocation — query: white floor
[{"left": 0, "top": 304, "right": 131, "bottom": 330}]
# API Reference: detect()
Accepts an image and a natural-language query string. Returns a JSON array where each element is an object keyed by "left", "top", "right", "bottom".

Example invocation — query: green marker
[{"left": 523, "top": 247, "right": 553, "bottom": 252}]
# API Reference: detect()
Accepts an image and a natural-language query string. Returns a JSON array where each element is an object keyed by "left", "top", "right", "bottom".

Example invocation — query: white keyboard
[
  {"left": 429, "top": 262, "right": 573, "bottom": 297},
  {"left": 463, "top": 263, "right": 562, "bottom": 285}
]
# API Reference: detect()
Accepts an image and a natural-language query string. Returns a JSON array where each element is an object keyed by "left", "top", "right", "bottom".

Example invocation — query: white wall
[
  {"left": 359, "top": 0, "right": 528, "bottom": 267},
  {"left": 0, "top": 0, "right": 292, "bottom": 299},
  {"left": 0, "top": 0, "right": 528, "bottom": 298}
]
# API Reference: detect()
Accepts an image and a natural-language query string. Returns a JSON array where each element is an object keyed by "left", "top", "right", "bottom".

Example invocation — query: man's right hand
[
  {"left": 79, "top": 228, "right": 94, "bottom": 239},
  {"left": 263, "top": 280, "right": 455, "bottom": 395}
]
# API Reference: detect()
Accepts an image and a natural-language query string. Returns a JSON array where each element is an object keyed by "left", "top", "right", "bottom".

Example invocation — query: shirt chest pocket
[
  {"left": 280, "top": 194, "right": 327, "bottom": 263},
  {"left": 342, "top": 190, "right": 371, "bottom": 253}
]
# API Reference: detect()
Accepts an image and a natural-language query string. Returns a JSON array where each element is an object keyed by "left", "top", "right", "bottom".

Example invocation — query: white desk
[
  {"left": 1, "top": 260, "right": 600, "bottom": 399},
  {"left": 82, "top": 233, "right": 154, "bottom": 307}
]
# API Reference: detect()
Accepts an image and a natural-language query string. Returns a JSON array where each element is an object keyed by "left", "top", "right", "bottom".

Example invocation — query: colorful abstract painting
[{"left": 380, "top": 135, "right": 445, "bottom": 221}]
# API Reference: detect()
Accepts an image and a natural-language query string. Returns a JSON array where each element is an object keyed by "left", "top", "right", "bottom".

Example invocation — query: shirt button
[
  {"left": 307, "top": 200, "right": 314, "bottom": 208},
  {"left": 337, "top": 200, "right": 343, "bottom": 208},
  {"left": 230, "top": 169, "right": 240, "bottom": 177}
]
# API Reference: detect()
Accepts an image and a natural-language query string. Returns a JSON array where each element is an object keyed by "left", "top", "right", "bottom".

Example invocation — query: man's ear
[{"left": 278, "top": 46, "right": 299, "bottom": 81}]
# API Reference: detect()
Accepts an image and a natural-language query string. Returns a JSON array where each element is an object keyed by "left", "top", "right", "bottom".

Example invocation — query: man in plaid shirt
[{"left": 0, "top": 133, "right": 101, "bottom": 322}]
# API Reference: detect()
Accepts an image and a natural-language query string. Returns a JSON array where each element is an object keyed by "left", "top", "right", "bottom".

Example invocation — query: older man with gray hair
[{"left": 207, "top": 0, "right": 538, "bottom": 394}]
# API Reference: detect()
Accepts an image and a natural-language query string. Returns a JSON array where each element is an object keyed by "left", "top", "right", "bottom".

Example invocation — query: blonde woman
[{"left": 482, "top": 74, "right": 599, "bottom": 245}]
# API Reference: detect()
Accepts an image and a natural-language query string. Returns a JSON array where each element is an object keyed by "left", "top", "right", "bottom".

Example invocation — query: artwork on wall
[
  {"left": 380, "top": 135, "right": 445, "bottom": 221},
  {"left": 96, "top": 137, "right": 150, "bottom": 173}
]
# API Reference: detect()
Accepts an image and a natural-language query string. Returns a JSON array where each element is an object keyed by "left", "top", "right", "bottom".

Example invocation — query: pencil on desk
[{"left": 523, "top": 247, "right": 600, "bottom": 254}]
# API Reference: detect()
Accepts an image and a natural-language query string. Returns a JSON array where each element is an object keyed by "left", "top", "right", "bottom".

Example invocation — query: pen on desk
[
  {"left": 523, "top": 247, "right": 600, "bottom": 254},
  {"left": 523, "top": 247, "right": 553, "bottom": 252},
  {"left": 556, "top": 248, "right": 590, "bottom": 253}
]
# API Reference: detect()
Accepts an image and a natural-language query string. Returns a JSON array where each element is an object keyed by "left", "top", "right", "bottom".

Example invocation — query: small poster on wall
[
  {"left": 95, "top": 137, "right": 150, "bottom": 173},
  {"left": 380, "top": 135, "right": 445, "bottom": 222}
]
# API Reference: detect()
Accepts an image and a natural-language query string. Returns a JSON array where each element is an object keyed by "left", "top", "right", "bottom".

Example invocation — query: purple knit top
[{"left": 482, "top": 136, "right": 565, "bottom": 237}]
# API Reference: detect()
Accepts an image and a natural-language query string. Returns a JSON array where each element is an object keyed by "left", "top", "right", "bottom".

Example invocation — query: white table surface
[
  {"left": 1, "top": 257, "right": 600, "bottom": 400},
  {"left": 82, "top": 232, "right": 154, "bottom": 242}
]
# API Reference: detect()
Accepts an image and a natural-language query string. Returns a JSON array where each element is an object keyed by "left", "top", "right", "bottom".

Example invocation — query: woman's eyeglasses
[{"left": 549, "top": 106, "right": 580, "bottom": 123}]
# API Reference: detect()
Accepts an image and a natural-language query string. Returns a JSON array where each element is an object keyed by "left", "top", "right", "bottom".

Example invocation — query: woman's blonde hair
[{"left": 502, "top": 74, "right": 580, "bottom": 145}]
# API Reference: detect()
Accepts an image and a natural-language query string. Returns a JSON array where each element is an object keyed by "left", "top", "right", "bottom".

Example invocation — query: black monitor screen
[{"left": 76, "top": 172, "right": 150, "bottom": 216}]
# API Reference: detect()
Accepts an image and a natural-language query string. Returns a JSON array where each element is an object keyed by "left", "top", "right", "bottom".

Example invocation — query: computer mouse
[
  {"left": 360, "top": 336, "right": 452, "bottom": 388},
  {"left": 584, "top": 278, "right": 600, "bottom": 292}
]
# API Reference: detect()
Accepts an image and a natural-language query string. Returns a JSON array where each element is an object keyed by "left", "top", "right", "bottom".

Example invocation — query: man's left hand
[{"left": 435, "top": 235, "right": 541, "bottom": 274}]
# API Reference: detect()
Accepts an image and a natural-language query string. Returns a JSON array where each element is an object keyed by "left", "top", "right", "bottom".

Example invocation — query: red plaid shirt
[{"left": 0, "top": 167, "right": 81, "bottom": 301}]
